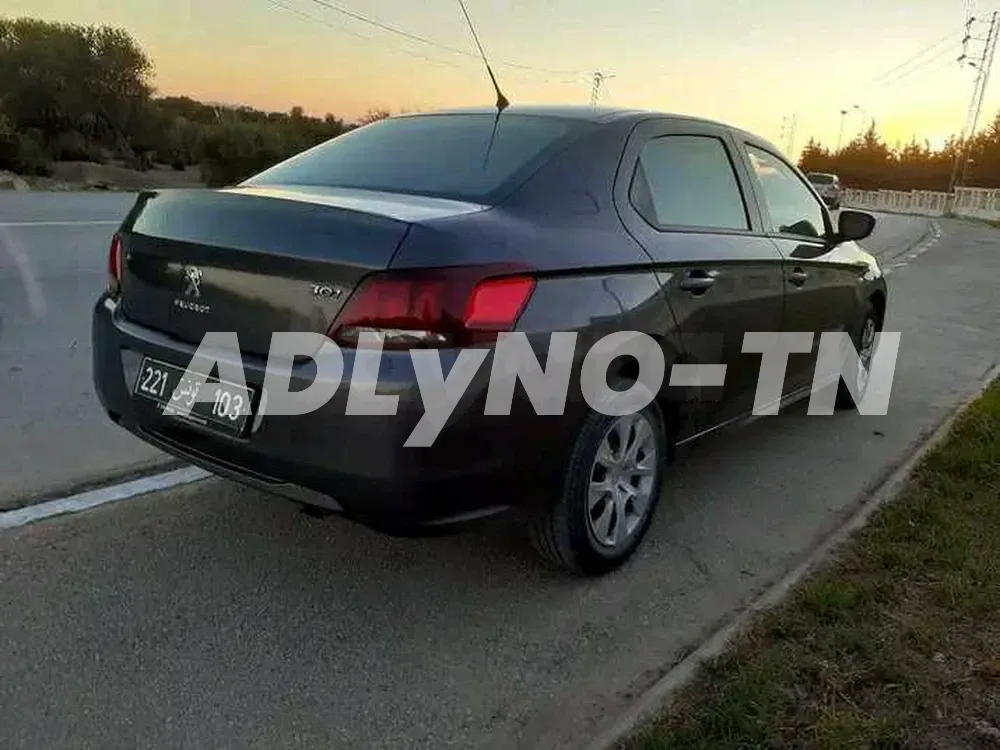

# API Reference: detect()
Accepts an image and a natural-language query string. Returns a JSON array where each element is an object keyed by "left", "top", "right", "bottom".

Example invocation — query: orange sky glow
[{"left": 6, "top": 0, "right": 997, "bottom": 157}]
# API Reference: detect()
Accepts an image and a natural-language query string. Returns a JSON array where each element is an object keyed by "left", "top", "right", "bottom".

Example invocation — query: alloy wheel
[{"left": 587, "top": 412, "right": 659, "bottom": 550}]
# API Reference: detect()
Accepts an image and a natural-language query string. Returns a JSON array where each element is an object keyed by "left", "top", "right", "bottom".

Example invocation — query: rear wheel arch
[{"left": 592, "top": 331, "right": 682, "bottom": 459}]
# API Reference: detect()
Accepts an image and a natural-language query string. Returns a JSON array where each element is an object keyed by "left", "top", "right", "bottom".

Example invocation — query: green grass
[{"left": 626, "top": 380, "right": 1000, "bottom": 750}]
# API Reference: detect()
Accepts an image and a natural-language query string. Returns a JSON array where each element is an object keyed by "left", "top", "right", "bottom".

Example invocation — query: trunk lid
[{"left": 117, "top": 186, "right": 487, "bottom": 357}]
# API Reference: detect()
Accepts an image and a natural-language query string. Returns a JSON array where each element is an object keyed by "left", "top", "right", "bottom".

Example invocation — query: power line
[
  {"left": 304, "top": 0, "right": 588, "bottom": 79},
  {"left": 875, "top": 42, "right": 964, "bottom": 87},
  {"left": 889, "top": 57, "right": 965, "bottom": 86},
  {"left": 857, "top": 26, "right": 965, "bottom": 91},
  {"left": 263, "top": 0, "right": 463, "bottom": 69},
  {"left": 264, "top": 0, "right": 587, "bottom": 87}
]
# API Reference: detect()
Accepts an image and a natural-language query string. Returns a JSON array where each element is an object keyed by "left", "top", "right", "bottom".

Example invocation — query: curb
[
  {"left": 583, "top": 361, "right": 1000, "bottom": 750},
  {"left": 872, "top": 213, "right": 934, "bottom": 266}
]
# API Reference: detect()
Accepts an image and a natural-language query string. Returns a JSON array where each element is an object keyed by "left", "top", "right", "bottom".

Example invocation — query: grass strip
[{"left": 627, "top": 380, "right": 1000, "bottom": 750}]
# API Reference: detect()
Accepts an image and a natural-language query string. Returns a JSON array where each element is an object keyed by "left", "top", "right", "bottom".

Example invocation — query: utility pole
[
  {"left": 836, "top": 105, "right": 868, "bottom": 151},
  {"left": 590, "top": 71, "right": 615, "bottom": 108},
  {"left": 778, "top": 113, "right": 798, "bottom": 157},
  {"left": 853, "top": 105, "right": 872, "bottom": 136},
  {"left": 786, "top": 112, "right": 798, "bottom": 157},
  {"left": 962, "top": 11, "right": 998, "bottom": 186},
  {"left": 950, "top": 11, "right": 998, "bottom": 190}
]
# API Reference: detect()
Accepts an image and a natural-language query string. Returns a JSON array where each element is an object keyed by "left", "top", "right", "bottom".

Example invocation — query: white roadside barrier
[{"left": 844, "top": 186, "right": 1000, "bottom": 220}]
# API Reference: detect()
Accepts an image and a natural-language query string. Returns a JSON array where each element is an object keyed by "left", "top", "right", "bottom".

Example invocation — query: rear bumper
[{"left": 92, "top": 295, "right": 577, "bottom": 532}]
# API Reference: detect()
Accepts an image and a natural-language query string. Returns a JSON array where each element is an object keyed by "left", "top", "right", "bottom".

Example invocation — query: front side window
[
  {"left": 746, "top": 145, "right": 827, "bottom": 239},
  {"left": 630, "top": 135, "right": 749, "bottom": 231}
]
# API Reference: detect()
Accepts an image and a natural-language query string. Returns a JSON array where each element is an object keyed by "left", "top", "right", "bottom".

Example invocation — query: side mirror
[{"left": 836, "top": 209, "right": 876, "bottom": 243}]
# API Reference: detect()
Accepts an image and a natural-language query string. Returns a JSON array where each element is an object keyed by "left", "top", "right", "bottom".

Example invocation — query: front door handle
[
  {"left": 789, "top": 268, "right": 809, "bottom": 286},
  {"left": 678, "top": 270, "right": 718, "bottom": 294}
]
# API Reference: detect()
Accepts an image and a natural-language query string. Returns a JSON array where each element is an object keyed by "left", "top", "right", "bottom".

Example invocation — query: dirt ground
[{"left": 1, "top": 161, "right": 206, "bottom": 192}]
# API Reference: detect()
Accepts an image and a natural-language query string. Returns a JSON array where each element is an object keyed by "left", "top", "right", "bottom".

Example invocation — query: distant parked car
[
  {"left": 806, "top": 172, "right": 843, "bottom": 209},
  {"left": 93, "top": 106, "right": 886, "bottom": 576}
]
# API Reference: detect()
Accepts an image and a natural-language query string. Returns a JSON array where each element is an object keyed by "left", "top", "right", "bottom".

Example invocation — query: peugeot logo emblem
[
  {"left": 311, "top": 283, "right": 343, "bottom": 299},
  {"left": 183, "top": 266, "right": 203, "bottom": 298}
]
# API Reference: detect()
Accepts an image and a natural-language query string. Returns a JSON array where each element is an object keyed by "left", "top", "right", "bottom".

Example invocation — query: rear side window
[
  {"left": 629, "top": 135, "right": 749, "bottom": 231},
  {"left": 243, "top": 113, "right": 591, "bottom": 203}
]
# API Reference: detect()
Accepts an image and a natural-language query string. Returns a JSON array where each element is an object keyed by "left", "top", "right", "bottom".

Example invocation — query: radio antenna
[{"left": 456, "top": 0, "right": 509, "bottom": 112}]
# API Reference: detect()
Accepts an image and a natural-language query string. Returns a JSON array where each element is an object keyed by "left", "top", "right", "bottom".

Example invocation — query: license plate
[{"left": 133, "top": 356, "right": 256, "bottom": 438}]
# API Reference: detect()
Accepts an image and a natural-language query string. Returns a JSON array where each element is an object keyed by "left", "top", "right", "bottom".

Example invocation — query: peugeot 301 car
[{"left": 92, "top": 106, "right": 886, "bottom": 576}]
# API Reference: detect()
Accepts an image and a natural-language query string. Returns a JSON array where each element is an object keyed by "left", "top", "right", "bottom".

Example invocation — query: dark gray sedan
[{"left": 92, "top": 105, "right": 887, "bottom": 575}]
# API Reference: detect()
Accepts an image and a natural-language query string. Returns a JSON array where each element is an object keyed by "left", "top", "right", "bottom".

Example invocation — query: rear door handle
[
  {"left": 678, "top": 270, "right": 718, "bottom": 294},
  {"left": 789, "top": 268, "right": 809, "bottom": 286}
]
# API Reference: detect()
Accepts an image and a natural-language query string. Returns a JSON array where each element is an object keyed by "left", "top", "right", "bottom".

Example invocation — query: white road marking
[
  {"left": 0, "top": 467, "right": 211, "bottom": 530},
  {"left": 0, "top": 220, "right": 120, "bottom": 228},
  {"left": 883, "top": 219, "right": 941, "bottom": 274}
]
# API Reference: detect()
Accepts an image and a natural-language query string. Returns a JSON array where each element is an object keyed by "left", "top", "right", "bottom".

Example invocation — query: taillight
[
  {"left": 107, "top": 233, "right": 123, "bottom": 296},
  {"left": 328, "top": 266, "right": 535, "bottom": 349}
]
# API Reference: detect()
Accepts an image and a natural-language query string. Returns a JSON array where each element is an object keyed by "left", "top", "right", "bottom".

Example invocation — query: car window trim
[
  {"left": 626, "top": 132, "right": 755, "bottom": 235},
  {"left": 740, "top": 141, "right": 834, "bottom": 242}
]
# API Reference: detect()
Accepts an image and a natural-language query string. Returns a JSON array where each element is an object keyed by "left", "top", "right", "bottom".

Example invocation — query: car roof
[
  {"left": 394, "top": 104, "right": 738, "bottom": 128},
  {"left": 390, "top": 105, "right": 786, "bottom": 162}
]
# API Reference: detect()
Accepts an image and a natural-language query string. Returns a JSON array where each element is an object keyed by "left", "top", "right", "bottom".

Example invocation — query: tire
[
  {"left": 529, "top": 404, "right": 667, "bottom": 576},
  {"left": 835, "top": 302, "right": 882, "bottom": 411}
]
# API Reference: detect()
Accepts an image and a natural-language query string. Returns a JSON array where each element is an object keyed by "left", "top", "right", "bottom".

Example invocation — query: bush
[
  {"left": 156, "top": 115, "right": 199, "bottom": 169},
  {"left": 197, "top": 119, "right": 288, "bottom": 187},
  {"left": 51, "top": 130, "right": 102, "bottom": 162},
  {"left": 125, "top": 150, "right": 154, "bottom": 171},
  {"left": 0, "top": 120, "right": 53, "bottom": 176},
  {"left": 16, "top": 130, "right": 54, "bottom": 176},
  {"left": 0, "top": 112, "right": 19, "bottom": 169}
]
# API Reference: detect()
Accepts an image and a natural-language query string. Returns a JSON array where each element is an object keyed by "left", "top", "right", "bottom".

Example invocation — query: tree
[
  {"left": 0, "top": 18, "right": 151, "bottom": 150},
  {"left": 356, "top": 107, "right": 392, "bottom": 126},
  {"left": 798, "top": 138, "right": 832, "bottom": 174}
]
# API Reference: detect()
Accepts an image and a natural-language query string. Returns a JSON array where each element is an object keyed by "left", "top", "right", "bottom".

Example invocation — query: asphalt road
[
  {"left": 0, "top": 193, "right": 932, "bottom": 508},
  {"left": 0, "top": 193, "right": 164, "bottom": 508},
  {"left": 2, "top": 210, "right": 997, "bottom": 749}
]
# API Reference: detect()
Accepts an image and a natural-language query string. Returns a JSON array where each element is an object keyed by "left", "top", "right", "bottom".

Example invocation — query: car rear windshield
[
  {"left": 808, "top": 173, "right": 835, "bottom": 184},
  {"left": 243, "top": 113, "right": 592, "bottom": 203}
]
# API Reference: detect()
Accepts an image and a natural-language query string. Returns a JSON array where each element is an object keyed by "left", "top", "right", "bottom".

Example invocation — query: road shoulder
[{"left": 591, "top": 369, "right": 1000, "bottom": 750}]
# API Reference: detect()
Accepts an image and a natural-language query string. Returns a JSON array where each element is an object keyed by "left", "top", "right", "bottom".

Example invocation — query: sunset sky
[{"left": 6, "top": 0, "right": 997, "bottom": 155}]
